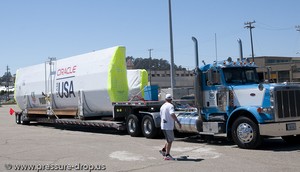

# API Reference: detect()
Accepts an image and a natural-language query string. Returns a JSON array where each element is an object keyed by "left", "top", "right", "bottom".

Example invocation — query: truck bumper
[{"left": 259, "top": 121, "right": 300, "bottom": 136}]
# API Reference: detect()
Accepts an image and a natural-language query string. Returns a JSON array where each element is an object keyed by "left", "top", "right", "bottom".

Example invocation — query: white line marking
[{"left": 110, "top": 151, "right": 150, "bottom": 161}]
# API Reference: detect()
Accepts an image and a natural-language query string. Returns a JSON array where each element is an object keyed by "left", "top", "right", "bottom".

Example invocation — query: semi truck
[{"left": 13, "top": 40, "right": 300, "bottom": 149}]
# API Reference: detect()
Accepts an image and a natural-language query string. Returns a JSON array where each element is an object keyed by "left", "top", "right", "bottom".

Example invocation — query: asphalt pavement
[{"left": 1, "top": 104, "right": 300, "bottom": 172}]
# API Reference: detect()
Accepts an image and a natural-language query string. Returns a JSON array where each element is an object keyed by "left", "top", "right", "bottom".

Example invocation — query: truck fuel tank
[{"left": 175, "top": 112, "right": 202, "bottom": 133}]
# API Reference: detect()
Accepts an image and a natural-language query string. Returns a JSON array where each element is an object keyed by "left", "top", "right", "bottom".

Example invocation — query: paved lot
[{"left": 1, "top": 104, "right": 300, "bottom": 172}]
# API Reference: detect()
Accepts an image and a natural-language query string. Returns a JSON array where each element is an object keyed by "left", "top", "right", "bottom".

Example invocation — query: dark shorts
[{"left": 162, "top": 130, "right": 174, "bottom": 143}]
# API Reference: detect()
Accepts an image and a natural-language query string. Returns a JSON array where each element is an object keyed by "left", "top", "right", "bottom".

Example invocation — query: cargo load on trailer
[
  {"left": 127, "top": 69, "right": 148, "bottom": 100},
  {"left": 14, "top": 46, "right": 128, "bottom": 117}
]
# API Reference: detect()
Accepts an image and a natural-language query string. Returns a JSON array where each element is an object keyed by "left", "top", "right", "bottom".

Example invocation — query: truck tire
[
  {"left": 231, "top": 116, "right": 262, "bottom": 149},
  {"left": 142, "top": 115, "right": 159, "bottom": 138},
  {"left": 126, "top": 114, "right": 142, "bottom": 137},
  {"left": 15, "top": 113, "right": 21, "bottom": 124},
  {"left": 282, "top": 135, "right": 300, "bottom": 145},
  {"left": 20, "top": 113, "right": 30, "bottom": 125}
]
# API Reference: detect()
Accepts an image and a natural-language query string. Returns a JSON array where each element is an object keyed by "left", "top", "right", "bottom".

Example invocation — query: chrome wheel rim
[
  {"left": 128, "top": 118, "right": 136, "bottom": 133},
  {"left": 143, "top": 118, "right": 152, "bottom": 135},
  {"left": 237, "top": 123, "right": 253, "bottom": 143}
]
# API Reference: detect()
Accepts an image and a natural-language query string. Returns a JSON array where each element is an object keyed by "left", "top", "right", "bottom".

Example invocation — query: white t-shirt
[{"left": 160, "top": 102, "right": 175, "bottom": 130}]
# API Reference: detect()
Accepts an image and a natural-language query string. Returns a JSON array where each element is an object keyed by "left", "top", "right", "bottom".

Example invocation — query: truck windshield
[{"left": 223, "top": 67, "right": 259, "bottom": 84}]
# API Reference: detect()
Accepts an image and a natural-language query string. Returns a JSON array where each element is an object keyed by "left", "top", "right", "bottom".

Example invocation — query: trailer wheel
[
  {"left": 20, "top": 113, "right": 30, "bottom": 125},
  {"left": 142, "top": 115, "right": 159, "bottom": 138},
  {"left": 126, "top": 114, "right": 142, "bottom": 137},
  {"left": 231, "top": 116, "right": 262, "bottom": 149},
  {"left": 282, "top": 135, "right": 300, "bottom": 145},
  {"left": 15, "top": 113, "right": 21, "bottom": 124}
]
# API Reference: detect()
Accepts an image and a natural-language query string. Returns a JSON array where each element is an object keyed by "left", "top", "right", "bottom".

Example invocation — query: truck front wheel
[
  {"left": 231, "top": 116, "right": 262, "bottom": 149},
  {"left": 142, "top": 115, "right": 159, "bottom": 138},
  {"left": 126, "top": 114, "right": 142, "bottom": 137}
]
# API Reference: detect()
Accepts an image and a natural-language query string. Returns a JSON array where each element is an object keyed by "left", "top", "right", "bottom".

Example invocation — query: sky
[{"left": 1, "top": 0, "right": 300, "bottom": 75}]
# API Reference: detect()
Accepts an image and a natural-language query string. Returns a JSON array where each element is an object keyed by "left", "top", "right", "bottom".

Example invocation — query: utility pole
[
  {"left": 148, "top": 48, "right": 153, "bottom": 85},
  {"left": 6, "top": 65, "right": 10, "bottom": 101},
  {"left": 244, "top": 21, "right": 256, "bottom": 62},
  {"left": 168, "top": 0, "right": 176, "bottom": 96}
]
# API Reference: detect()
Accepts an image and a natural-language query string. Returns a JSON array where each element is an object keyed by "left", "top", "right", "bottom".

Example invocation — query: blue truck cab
[{"left": 174, "top": 58, "right": 300, "bottom": 149}]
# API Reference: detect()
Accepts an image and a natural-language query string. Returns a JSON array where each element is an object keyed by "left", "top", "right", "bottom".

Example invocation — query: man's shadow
[{"left": 175, "top": 156, "right": 204, "bottom": 162}]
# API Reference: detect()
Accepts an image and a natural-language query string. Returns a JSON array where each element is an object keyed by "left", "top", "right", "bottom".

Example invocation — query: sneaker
[
  {"left": 159, "top": 149, "right": 166, "bottom": 156},
  {"left": 164, "top": 154, "right": 175, "bottom": 160}
]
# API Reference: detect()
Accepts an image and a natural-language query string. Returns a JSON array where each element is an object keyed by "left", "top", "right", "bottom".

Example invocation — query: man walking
[{"left": 160, "top": 94, "right": 181, "bottom": 160}]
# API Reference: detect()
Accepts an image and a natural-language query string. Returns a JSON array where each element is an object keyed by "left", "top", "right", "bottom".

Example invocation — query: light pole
[
  {"left": 6, "top": 65, "right": 10, "bottom": 101},
  {"left": 244, "top": 21, "right": 256, "bottom": 62},
  {"left": 168, "top": 0, "right": 176, "bottom": 96},
  {"left": 148, "top": 48, "right": 153, "bottom": 85}
]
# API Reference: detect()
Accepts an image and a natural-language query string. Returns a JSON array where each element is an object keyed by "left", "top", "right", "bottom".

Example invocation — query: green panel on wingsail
[
  {"left": 107, "top": 46, "right": 129, "bottom": 102},
  {"left": 140, "top": 69, "right": 148, "bottom": 98}
]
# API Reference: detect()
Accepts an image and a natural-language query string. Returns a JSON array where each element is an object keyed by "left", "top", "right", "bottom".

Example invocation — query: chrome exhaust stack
[
  {"left": 192, "top": 37, "right": 203, "bottom": 112},
  {"left": 237, "top": 38, "right": 244, "bottom": 60},
  {"left": 175, "top": 37, "right": 204, "bottom": 133}
]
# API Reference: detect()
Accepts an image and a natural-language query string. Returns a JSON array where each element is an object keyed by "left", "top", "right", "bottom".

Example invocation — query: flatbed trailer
[
  {"left": 15, "top": 100, "right": 165, "bottom": 138},
  {"left": 36, "top": 118, "right": 126, "bottom": 130}
]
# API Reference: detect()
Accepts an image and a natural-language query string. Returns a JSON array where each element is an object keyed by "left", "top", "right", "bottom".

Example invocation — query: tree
[
  {"left": 126, "top": 56, "right": 186, "bottom": 71},
  {"left": 0, "top": 72, "right": 12, "bottom": 83}
]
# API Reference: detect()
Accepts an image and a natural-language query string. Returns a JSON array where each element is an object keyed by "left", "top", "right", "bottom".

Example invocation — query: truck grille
[{"left": 274, "top": 85, "right": 300, "bottom": 121}]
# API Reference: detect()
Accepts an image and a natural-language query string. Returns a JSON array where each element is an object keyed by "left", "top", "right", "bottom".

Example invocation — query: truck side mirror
[{"left": 206, "top": 69, "right": 220, "bottom": 86}]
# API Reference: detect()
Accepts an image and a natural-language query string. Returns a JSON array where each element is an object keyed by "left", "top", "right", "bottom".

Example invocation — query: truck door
[{"left": 203, "top": 68, "right": 228, "bottom": 113}]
